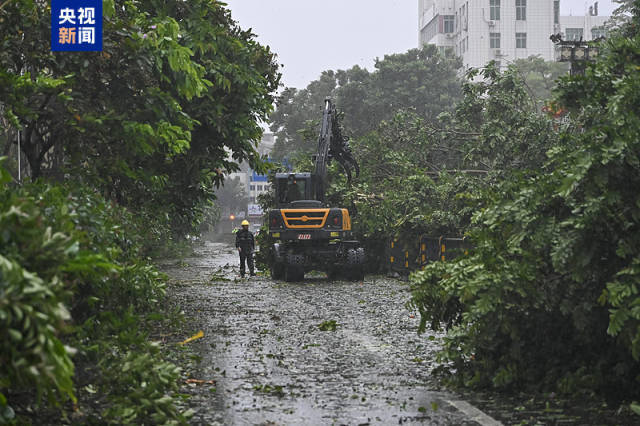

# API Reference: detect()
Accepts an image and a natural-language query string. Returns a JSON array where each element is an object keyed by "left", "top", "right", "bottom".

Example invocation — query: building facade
[
  {"left": 418, "top": 0, "right": 609, "bottom": 70},
  {"left": 224, "top": 132, "right": 276, "bottom": 226},
  {"left": 247, "top": 132, "right": 275, "bottom": 206}
]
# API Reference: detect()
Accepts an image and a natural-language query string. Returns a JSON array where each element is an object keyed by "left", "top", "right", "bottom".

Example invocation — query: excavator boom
[{"left": 314, "top": 99, "right": 359, "bottom": 203}]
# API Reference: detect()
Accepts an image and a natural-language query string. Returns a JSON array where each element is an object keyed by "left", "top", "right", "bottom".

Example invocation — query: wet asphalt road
[{"left": 163, "top": 241, "right": 500, "bottom": 425}]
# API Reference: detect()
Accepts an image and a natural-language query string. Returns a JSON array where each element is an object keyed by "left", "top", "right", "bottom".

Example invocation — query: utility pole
[{"left": 17, "top": 129, "right": 21, "bottom": 183}]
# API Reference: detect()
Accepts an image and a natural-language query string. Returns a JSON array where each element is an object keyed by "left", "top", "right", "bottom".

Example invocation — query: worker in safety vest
[{"left": 235, "top": 220, "right": 255, "bottom": 277}]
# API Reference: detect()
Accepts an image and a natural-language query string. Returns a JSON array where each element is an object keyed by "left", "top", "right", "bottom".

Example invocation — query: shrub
[
  {"left": 0, "top": 158, "right": 183, "bottom": 422},
  {"left": 0, "top": 256, "right": 75, "bottom": 412}
]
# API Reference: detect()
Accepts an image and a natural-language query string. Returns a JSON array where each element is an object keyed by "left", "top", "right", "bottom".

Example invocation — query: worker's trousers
[{"left": 239, "top": 249, "right": 254, "bottom": 276}]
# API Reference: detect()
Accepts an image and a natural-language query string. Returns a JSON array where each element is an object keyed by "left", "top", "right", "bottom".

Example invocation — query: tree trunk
[{"left": 22, "top": 126, "right": 42, "bottom": 179}]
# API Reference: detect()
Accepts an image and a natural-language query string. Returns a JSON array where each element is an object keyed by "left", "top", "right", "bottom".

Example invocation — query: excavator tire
[
  {"left": 285, "top": 253, "right": 305, "bottom": 282},
  {"left": 345, "top": 248, "right": 365, "bottom": 281},
  {"left": 270, "top": 262, "right": 285, "bottom": 280}
]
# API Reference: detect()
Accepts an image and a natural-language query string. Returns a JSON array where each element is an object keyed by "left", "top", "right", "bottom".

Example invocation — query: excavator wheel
[
  {"left": 345, "top": 248, "right": 365, "bottom": 281},
  {"left": 270, "top": 262, "right": 285, "bottom": 280},
  {"left": 284, "top": 253, "right": 305, "bottom": 282},
  {"left": 347, "top": 267, "right": 364, "bottom": 282}
]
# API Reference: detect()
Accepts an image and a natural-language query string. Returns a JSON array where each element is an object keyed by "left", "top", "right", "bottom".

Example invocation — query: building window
[
  {"left": 490, "top": 0, "right": 500, "bottom": 20},
  {"left": 565, "top": 28, "right": 584, "bottom": 41},
  {"left": 516, "top": 0, "right": 526, "bottom": 20},
  {"left": 591, "top": 26, "right": 607, "bottom": 39},
  {"left": 443, "top": 15, "right": 454, "bottom": 33},
  {"left": 490, "top": 32, "right": 501, "bottom": 49},
  {"left": 249, "top": 185, "right": 255, "bottom": 191},
  {"left": 516, "top": 32, "right": 527, "bottom": 48},
  {"left": 554, "top": 1, "right": 559, "bottom": 24}
]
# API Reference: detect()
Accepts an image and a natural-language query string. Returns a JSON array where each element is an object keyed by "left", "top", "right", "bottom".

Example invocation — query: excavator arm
[{"left": 314, "top": 99, "right": 359, "bottom": 203}]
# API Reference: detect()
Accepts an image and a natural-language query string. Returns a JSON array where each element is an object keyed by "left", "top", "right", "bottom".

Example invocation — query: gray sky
[{"left": 225, "top": 0, "right": 620, "bottom": 89}]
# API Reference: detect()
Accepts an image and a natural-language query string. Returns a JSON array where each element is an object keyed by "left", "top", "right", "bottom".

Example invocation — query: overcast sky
[{"left": 225, "top": 0, "right": 620, "bottom": 89}]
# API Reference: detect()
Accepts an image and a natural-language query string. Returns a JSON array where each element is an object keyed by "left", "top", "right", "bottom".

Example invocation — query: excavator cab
[{"left": 275, "top": 173, "right": 320, "bottom": 207}]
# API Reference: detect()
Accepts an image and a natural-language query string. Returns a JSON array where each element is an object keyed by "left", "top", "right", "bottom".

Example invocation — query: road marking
[
  {"left": 341, "top": 330, "right": 503, "bottom": 425},
  {"left": 445, "top": 399, "right": 503, "bottom": 426}
]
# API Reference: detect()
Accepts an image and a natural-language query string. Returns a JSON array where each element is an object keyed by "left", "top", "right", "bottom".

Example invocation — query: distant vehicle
[{"left": 267, "top": 99, "right": 365, "bottom": 282}]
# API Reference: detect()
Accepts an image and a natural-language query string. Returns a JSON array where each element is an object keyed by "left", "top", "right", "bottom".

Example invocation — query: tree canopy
[
  {"left": 0, "top": 0, "right": 280, "bottom": 236},
  {"left": 511, "top": 55, "right": 569, "bottom": 109},
  {"left": 269, "top": 45, "right": 462, "bottom": 160},
  {"left": 408, "top": 0, "right": 640, "bottom": 404}
]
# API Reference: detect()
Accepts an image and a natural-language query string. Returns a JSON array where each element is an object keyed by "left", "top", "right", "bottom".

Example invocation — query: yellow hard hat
[{"left": 241, "top": 220, "right": 250, "bottom": 226}]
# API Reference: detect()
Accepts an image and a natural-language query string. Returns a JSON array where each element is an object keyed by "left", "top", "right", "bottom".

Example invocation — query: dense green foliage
[
  {"left": 269, "top": 45, "right": 461, "bottom": 160},
  {"left": 0, "top": 0, "right": 280, "bottom": 238},
  {"left": 323, "top": 62, "right": 558, "bottom": 271},
  {"left": 409, "top": 0, "right": 640, "bottom": 407},
  {"left": 0, "top": 157, "right": 190, "bottom": 422},
  {"left": 270, "top": 54, "right": 563, "bottom": 249}
]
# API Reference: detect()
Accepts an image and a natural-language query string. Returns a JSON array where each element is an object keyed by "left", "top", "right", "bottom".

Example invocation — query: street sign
[{"left": 248, "top": 204, "right": 263, "bottom": 216}]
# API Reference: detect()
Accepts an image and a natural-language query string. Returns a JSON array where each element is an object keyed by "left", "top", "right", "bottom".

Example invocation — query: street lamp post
[{"left": 550, "top": 34, "right": 601, "bottom": 76}]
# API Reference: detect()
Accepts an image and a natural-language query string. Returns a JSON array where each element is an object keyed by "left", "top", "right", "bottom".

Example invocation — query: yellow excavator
[{"left": 267, "top": 99, "right": 365, "bottom": 281}]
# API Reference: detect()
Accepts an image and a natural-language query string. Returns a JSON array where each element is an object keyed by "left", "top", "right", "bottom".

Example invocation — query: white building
[
  {"left": 560, "top": 14, "right": 608, "bottom": 42},
  {"left": 418, "top": 0, "right": 609, "bottom": 70},
  {"left": 225, "top": 132, "right": 276, "bottom": 222},
  {"left": 247, "top": 132, "right": 274, "bottom": 206},
  {"left": 227, "top": 133, "right": 275, "bottom": 197}
]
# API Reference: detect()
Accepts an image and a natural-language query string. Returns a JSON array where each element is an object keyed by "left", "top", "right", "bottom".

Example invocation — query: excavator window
[
  {"left": 277, "top": 177, "right": 307, "bottom": 204},
  {"left": 286, "top": 179, "right": 305, "bottom": 202}
]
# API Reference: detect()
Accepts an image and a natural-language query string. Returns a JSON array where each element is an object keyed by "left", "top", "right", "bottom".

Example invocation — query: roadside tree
[
  {"left": 0, "top": 0, "right": 280, "bottom": 238},
  {"left": 269, "top": 45, "right": 461, "bottom": 161},
  {"left": 410, "top": 1, "right": 640, "bottom": 404}
]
